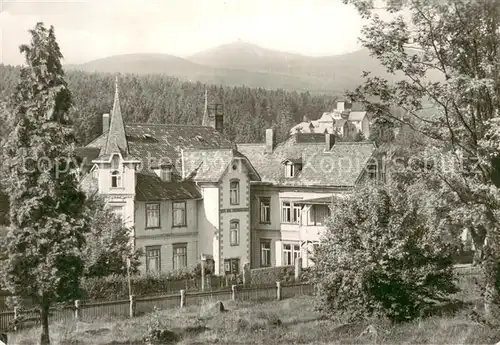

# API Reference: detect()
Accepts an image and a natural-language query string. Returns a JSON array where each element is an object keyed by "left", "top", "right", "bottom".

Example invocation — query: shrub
[
  {"left": 250, "top": 266, "right": 295, "bottom": 285},
  {"left": 313, "top": 182, "right": 458, "bottom": 323},
  {"left": 80, "top": 267, "right": 201, "bottom": 300},
  {"left": 143, "top": 306, "right": 179, "bottom": 344}
]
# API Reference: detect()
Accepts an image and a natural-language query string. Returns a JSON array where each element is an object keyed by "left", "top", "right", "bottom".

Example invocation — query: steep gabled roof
[
  {"left": 88, "top": 124, "right": 234, "bottom": 173},
  {"left": 237, "top": 135, "right": 376, "bottom": 188},
  {"left": 135, "top": 172, "right": 201, "bottom": 201},
  {"left": 348, "top": 111, "right": 367, "bottom": 122},
  {"left": 182, "top": 148, "right": 260, "bottom": 183},
  {"left": 74, "top": 147, "right": 100, "bottom": 167}
]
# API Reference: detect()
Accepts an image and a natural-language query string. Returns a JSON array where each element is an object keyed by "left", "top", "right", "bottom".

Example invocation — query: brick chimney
[
  {"left": 208, "top": 104, "right": 224, "bottom": 133},
  {"left": 102, "top": 113, "right": 110, "bottom": 134},
  {"left": 325, "top": 133, "right": 335, "bottom": 150},
  {"left": 265, "top": 129, "right": 275, "bottom": 153}
]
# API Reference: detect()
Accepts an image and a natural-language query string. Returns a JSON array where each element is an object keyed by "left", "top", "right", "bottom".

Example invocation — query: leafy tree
[
  {"left": 0, "top": 23, "right": 89, "bottom": 345},
  {"left": 344, "top": 0, "right": 500, "bottom": 319},
  {"left": 313, "top": 182, "right": 458, "bottom": 323},
  {"left": 368, "top": 118, "right": 395, "bottom": 146},
  {"left": 83, "top": 195, "right": 142, "bottom": 278}
]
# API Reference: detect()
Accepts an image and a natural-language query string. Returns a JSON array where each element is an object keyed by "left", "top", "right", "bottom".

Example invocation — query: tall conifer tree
[{"left": 1, "top": 23, "right": 88, "bottom": 345}]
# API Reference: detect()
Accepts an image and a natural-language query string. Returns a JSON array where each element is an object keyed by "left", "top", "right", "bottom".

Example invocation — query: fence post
[
  {"left": 276, "top": 282, "right": 282, "bottom": 301},
  {"left": 180, "top": 289, "right": 186, "bottom": 308},
  {"left": 242, "top": 262, "right": 251, "bottom": 285},
  {"left": 13, "top": 306, "right": 18, "bottom": 332},
  {"left": 74, "top": 300, "right": 80, "bottom": 321},
  {"left": 231, "top": 285, "right": 237, "bottom": 301},
  {"left": 129, "top": 295, "right": 136, "bottom": 318},
  {"left": 295, "top": 258, "right": 302, "bottom": 281}
]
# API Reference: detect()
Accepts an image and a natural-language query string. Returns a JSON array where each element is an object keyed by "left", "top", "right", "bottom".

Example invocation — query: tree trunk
[
  {"left": 473, "top": 248, "right": 483, "bottom": 266},
  {"left": 470, "top": 226, "right": 486, "bottom": 266},
  {"left": 481, "top": 238, "right": 500, "bottom": 322},
  {"left": 40, "top": 301, "right": 50, "bottom": 345}
]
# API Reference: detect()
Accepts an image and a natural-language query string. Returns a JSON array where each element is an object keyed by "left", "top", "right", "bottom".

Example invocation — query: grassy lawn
[{"left": 7, "top": 295, "right": 500, "bottom": 345}]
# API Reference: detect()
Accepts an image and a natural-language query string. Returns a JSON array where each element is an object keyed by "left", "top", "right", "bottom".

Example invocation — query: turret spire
[{"left": 104, "top": 76, "right": 129, "bottom": 155}]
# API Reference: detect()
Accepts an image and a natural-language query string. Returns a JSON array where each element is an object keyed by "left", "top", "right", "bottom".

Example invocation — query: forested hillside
[{"left": 0, "top": 64, "right": 337, "bottom": 145}]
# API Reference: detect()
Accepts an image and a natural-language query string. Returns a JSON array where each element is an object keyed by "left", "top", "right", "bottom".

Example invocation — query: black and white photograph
[{"left": 1, "top": 0, "right": 500, "bottom": 344}]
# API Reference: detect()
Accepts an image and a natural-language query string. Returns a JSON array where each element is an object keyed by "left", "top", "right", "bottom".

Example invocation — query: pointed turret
[
  {"left": 202, "top": 89, "right": 209, "bottom": 127},
  {"left": 105, "top": 77, "right": 129, "bottom": 156}
]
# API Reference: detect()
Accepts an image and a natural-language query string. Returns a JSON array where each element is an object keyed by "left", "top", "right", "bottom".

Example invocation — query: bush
[
  {"left": 313, "top": 183, "right": 458, "bottom": 323},
  {"left": 250, "top": 266, "right": 295, "bottom": 285},
  {"left": 80, "top": 267, "right": 200, "bottom": 300},
  {"left": 143, "top": 306, "right": 179, "bottom": 344}
]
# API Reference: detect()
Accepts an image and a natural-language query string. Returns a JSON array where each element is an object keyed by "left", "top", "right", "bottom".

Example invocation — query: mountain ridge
[{"left": 63, "top": 42, "right": 400, "bottom": 94}]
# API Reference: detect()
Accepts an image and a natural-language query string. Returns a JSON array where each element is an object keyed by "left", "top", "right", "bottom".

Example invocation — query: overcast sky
[{"left": 0, "top": 0, "right": 370, "bottom": 66}]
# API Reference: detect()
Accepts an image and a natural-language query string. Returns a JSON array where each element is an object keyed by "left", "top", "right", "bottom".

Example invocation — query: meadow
[{"left": 7, "top": 295, "right": 500, "bottom": 345}]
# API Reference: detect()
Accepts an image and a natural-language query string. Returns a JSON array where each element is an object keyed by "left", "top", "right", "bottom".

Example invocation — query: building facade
[
  {"left": 77, "top": 83, "right": 380, "bottom": 276},
  {"left": 290, "top": 100, "right": 371, "bottom": 139}
]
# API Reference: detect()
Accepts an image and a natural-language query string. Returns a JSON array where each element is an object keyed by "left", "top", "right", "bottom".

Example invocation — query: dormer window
[
  {"left": 160, "top": 169, "right": 172, "bottom": 182},
  {"left": 90, "top": 165, "right": 99, "bottom": 179},
  {"left": 282, "top": 158, "right": 302, "bottom": 178},
  {"left": 111, "top": 170, "right": 122, "bottom": 188},
  {"left": 285, "top": 162, "right": 295, "bottom": 178},
  {"left": 154, "top": 164, "right": 173, "bottom": 182}
]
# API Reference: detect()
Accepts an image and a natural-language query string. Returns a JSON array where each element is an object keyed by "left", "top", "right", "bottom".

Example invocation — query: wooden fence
[
  {"left": 0, "top": 282, "right": 312, "bottom": 331},
  {"left": 0, "top": 265, "right": 484, "bottom": 332}
]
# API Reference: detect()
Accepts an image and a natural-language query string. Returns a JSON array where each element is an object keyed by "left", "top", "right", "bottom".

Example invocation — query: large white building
[
  {"left": 76, "top": 83, "right": 381, "bottom": 276},
  {"left": 290, "top": 101, "right": 371, "bottom": 140}
]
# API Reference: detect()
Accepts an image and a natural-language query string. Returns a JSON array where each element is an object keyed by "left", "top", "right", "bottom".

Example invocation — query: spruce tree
[{"left": 0, "top": 22, "right": 88, "bottom": 345}]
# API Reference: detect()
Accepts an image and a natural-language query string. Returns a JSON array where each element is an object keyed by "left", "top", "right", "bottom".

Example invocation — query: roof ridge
[
  {"left": 183, "top": 148, "right": 234, "bottom": 152},
  {"left": 237, "top": 143, "right": 266, "bottom": 146},
  {"left": 334, "top": 141, "right": 375, "bottom": 145},
  {"left": 87, "top": 134, "right": 106, "bottom": 146},
  {"left": 126, "top": 123, "right": 214, "bottom": 128}
]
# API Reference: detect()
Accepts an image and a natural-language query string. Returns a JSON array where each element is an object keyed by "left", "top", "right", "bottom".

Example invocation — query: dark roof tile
[
  {"left": 237, "top": 134, "right": 376, "bottom": 188},
  {"left": 88, "top": 124, "right": 234, "bottom": 171},
  {"left": 136, "top": 172, "right": 201, "bottom": 201}
]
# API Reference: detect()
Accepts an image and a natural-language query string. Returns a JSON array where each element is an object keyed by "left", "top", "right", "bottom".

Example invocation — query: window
[
  {"left": 309, "top": 205, "right": 331, "bottom": 226},
  {"left": 160, "top": 168, "right": 172, "bottom": 182},
  {"left": 146, "top": 246, "right": 161, "bottom": 273},
  {"left": 110, "top": 154, "right": 122, "bottom": 188},
  {"left": 260, "top": 240, "right": 271, "bottom": 267},
  {"left": 230, "top": 220, "right": 239, "bottom": 246},
  {"left": 293, "top": 244, "right": 301, "bottom": 263},
  {"left": 293, "top": 204, "right": 301, "bottom": 224},
  {"left": 284, "top": 162, "right": 295, "bottom": 178},
  {"left": 283, "top": 243, "right": 301, "bottom": 266},
  {"left": 259, "top": 197, "right": 271, "bottom": 223},
  {"left": 224, "top": 258, "right": 240, "bottom": 275},
  {"left": 283, "top": 244, "right": 292, "bottom": 266},
  {"left": 109, "top": 205, "right": 124, "bottom": 221},
  {"left": 172, "top": 243, "right": 187, "bottom": 270},
  {"left": 281, "top": 201, "right": 291, "bottom": 223},
  {"left": 281, "top": 201, "right": 301, "bottom": 224},
  {"left": 230, "top": 180, "right": 240, "bottom": 205},
  {"left": 173, "top": 201, "right": 187, "bottom": 227},
  {"left": 111, "top": 170, "right": 121, "bottom": 188},
  {"left": 146, "top": 203, "right": 160, "bottom": 228}
]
